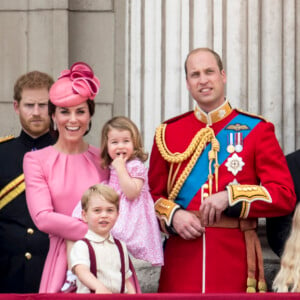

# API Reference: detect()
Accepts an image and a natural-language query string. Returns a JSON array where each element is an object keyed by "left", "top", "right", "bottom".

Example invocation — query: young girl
[
  {"left": 272, "top": 204, "right": 300, "bottom": 292},
  {"left": 100, "top": 116, "right": 163, "bottom": 266}
]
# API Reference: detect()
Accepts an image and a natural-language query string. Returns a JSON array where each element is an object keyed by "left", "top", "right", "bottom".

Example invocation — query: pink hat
[{"left": 49, "top": 62, "right": 100, "bottom": 107}]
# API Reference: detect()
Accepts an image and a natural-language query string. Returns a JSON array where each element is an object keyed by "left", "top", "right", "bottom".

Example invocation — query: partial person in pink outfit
[
  {"left": 101, "top": 116, "right": 163, "bottom": 266},
  {"left": 23, "top": 62, "right": 108, "bottom": 293}
]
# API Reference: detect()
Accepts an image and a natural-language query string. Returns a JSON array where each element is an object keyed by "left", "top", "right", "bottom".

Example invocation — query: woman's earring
[{"left": 53, "top": 122, "right": 57, "bottom": 131}]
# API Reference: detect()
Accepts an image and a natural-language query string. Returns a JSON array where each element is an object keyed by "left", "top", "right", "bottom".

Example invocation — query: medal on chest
[
  {"left": 226, "top": 123, "right": 248, "bottom": 154},
  {"left": 235, "top": 132, "right": 243, "bottom": 152},
  {"left": 225, "top": 153, "right": 245, "bottom": 176},
  {"left": 226, "top": 132, "right": 235, "bottom": 153}
]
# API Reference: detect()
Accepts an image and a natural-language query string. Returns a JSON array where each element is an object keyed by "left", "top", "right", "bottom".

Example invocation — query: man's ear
[
  {"left": 221, "top": 69, "right": 227, "bottom": 84},
  {"left": 13, "top": 100, "right": 20, "bottom": 114},
  {"left": 186, "top": 78, "right": 192, "bottom": 93}
]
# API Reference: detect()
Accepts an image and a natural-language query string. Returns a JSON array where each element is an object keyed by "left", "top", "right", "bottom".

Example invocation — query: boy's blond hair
[{"left": 81, "top": 184, "right": 119, "bottom": 212}]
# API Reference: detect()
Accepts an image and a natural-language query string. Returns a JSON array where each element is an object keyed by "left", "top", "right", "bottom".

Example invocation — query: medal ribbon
[{"left": 175, "top": 114, "right": 261, "bottom": 208}]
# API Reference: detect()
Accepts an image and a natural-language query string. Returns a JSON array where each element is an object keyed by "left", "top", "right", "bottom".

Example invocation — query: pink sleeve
[
  {"left": 127, "top": 160, "right": 147, "bottom": 181},
  {"left": 23, "top": 152, "right": 87, "bottom": 241}
]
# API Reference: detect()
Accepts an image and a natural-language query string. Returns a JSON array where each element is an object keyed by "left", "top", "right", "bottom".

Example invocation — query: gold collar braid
[{"left": 155, "top": 124, "right": 220, "bottom": 202}]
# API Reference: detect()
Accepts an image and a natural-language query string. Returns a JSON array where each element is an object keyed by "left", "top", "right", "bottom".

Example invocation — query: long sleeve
[
  {"left": 24, "top": 151, "right": 88, "bottom": 241},
  {"left": 227, "top": 121, "right": 296, "bottom": 218}
]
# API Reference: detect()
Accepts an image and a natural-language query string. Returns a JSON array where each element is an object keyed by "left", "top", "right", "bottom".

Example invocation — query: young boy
[{"left": 70, "top": 183, "right": 136, "bottom": 294}]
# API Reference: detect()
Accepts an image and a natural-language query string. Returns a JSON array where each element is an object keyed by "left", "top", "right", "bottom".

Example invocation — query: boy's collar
[{"left": 85, "top": 229, "right": 114, "bottom": 243}]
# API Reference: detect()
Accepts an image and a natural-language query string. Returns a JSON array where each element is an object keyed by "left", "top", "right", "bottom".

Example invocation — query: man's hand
[
  {"left": 172, "top": 209, "right": 205, "bottom": 240},
  {"left": 199, "top": 190, "right": 229, "bottom": 226}
]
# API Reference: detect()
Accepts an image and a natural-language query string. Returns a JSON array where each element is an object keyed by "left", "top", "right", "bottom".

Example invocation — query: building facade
[{"left": 0, "top": 0, "right": 299, "bottom": 290}]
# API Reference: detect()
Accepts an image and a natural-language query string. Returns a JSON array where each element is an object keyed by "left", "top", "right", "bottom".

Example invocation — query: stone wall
[{"left": 0, "top": 0, "right": 124, "bottom": 148}]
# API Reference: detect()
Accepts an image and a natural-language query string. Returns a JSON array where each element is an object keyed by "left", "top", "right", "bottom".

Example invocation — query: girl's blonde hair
[
  {"left": 273, "top": 204, "right": 300, "bottom": 292},
  {"left": 81, "top": 183, "right": 120, "bottom": 212},
  {"left": 100, "top": 116, "right": 148, "bottom": 168}
]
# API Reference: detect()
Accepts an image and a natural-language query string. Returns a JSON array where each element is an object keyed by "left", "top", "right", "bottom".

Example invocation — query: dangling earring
[{"left": 53, "top": 122, "right": 57, "bottom": 131}]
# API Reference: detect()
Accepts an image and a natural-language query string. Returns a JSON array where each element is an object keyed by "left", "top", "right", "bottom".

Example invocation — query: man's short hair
[
  {"left": 184, "top": 48, "right": 224, "bottom": 78},
  {"left": 14, "top": 71, "right": 54, "bottom": 103}
]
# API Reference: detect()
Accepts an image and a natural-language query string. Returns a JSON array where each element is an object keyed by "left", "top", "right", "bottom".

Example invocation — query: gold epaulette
[
  {"left": 227, "top": 184, "right": 272, "bottom": 218},
  {"left": 0, "top": 135, "right": 14, "bottom": 143},
  {"left": 236, "top": 108, "right": 268, "bottom": 122}
]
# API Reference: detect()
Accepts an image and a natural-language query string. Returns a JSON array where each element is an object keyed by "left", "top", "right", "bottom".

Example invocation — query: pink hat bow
[{"left": 49, "top": 62, "right": 100, "bottom": 107}]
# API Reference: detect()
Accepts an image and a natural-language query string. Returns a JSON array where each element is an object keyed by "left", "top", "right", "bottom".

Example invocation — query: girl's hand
[
  {"left": 111, "top": 156, "right": 143, "bottom": 201},
  {"left": 111, "top": 153, "right": 127, "bottom": 170}
]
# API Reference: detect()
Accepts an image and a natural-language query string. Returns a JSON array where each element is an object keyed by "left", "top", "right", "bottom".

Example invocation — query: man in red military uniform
[{"left": 148, "top": 48, "right": 296, "bottom": 293}]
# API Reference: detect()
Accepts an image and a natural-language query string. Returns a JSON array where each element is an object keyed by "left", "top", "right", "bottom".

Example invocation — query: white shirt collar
[{"left": 85, "top": 229, "right": 115, "bottom": 244}]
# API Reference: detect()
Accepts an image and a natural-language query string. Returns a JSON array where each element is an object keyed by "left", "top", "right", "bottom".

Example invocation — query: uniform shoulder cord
[{"left": 155, "top": 124, "right": 220, "bottom": 200}]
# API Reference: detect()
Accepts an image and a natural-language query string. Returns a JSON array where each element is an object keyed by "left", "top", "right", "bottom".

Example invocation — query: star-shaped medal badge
[{"left": 225, "top": 153, "right": 245, "bottom": 176}]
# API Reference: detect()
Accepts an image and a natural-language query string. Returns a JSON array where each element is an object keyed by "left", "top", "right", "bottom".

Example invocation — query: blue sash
[{"left": 175, "top": 114, "right": 261, "bottom": 208}]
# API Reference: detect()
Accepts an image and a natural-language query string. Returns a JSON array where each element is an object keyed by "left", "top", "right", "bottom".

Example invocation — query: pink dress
[
  {"left": 110, "top": 159, "right": 163, "bottom": 266},
  {"left": 23, "top": 145, "right": 108, "bottom": 293}
]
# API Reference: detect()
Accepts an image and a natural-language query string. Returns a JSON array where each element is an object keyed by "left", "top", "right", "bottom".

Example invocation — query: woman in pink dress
[{"left": 23, "top": 62, "right": 108, "bottom": 293}]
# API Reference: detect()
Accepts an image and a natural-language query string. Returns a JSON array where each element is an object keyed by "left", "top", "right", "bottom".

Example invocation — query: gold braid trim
[
  {"left": 167, "top": 162, "right": 182, "bottom": 195},
  {"left": 227, "top": 185, "right": 272, "bottom": 213},
  {"left": 0, "top": 135, "right": 14, "bottom": 143},
  {"left": 155, "top": 124, "right": 220, "bottom": 202},
  {"left": 154, "top": 198, "right": 180, "bottom": 227},
  {"left": 0, "top": 174, "right": 25, "bottom": 210}
]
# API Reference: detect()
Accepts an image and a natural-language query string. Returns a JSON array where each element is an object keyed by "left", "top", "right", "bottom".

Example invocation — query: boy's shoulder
[{"left": 112, "top": 237, "right": 129, "bottom": 254}]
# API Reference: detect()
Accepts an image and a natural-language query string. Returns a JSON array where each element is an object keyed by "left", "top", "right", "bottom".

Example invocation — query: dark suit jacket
[
  {"left": 266, "top": 150, "right": 300, "bottom": 257},
  {"left": 0, "top": 130, "right": 54, "bottom": 293}
]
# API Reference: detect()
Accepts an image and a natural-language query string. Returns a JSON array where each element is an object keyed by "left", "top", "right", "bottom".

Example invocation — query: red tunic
[{"left": 148, "top": 105, "right": 296, "bottom": 293}]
